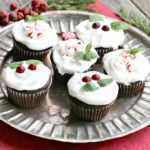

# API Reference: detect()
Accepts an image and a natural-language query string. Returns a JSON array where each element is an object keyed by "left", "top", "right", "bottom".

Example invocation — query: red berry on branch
[
  {"left": 92, "top": 22, "right": 100, "bottom": 29},
  {"left": 28, "top": 64, "right": 36, "bottom": 70},
  {"left": 17, "top": 12, "right": 24, "bottom": 20},
  {"left": 16, "top": 65, "right": 25, "bottom": 73},
  {"left": 31, "top": 0, "right": 40, "bottom": 7},
  {"left": 22, "top": 7, "right": 30, "bottom": 16},
  {"left": 32, "top": 6, "right": 39, "bottom": 13},
  {"left": 18, "top": 8, "right": 24, "bottom": 13},
  {"left": 9, "top": 13, "right": 18, "bottom": 22},
  {"left": 39, "top": 1, "right": 49, "bottom": 12},
  {"left": 91, "top": 74, "right": 100, "bottom": 81},
  {"left": 0, "top": 10, "right": 8, "bottom": 20},
  {"left": 82, "top": 76, "right": 91, "bottom": 83},
  {"left": 29, "top": 10, "right": 35, "bottom": 16},
  {"left": 0, "top": 18, "right": 10, "bottom": 26},
  {"left": 102, "top": 25, "right": 110, "bottom": 31},
  {"left": 10, "top": 3, "right": 17, "bottom": 11}
]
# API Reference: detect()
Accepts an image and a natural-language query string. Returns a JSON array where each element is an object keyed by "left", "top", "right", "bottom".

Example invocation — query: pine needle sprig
[
  {"left": 47, "top": 0, "right": 97, "bottom": 12},
  {"left": 118, "top": 7, "right": 150, "bottom": 35}
]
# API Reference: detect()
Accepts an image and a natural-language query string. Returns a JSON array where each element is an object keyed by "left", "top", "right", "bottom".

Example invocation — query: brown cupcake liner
[
  {"left": 118, "top": 81, "right": 144, "bottom": 97},
  {"left": 103, "top": 69, "right": 144, "bottom": 97},
  {"left": 95, "top": 47, "right": 113, "bottom": 64},
  {"left": 12, "top": 38, "right": 52, "bottom": 61},
  {"left": 6, "top": 77, "right": 52, "bottom": 108},
  {"left": 69, "top": 95, "right": 114, "bottom": 122}
]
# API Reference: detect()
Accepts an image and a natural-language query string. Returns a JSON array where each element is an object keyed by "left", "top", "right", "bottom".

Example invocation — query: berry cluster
[
  {"left": 82, "top": 74, "right": 100, "bottom": 82},
  {"left": 92, "top": 22, "right": 110, "bottom": 31},
  {"left": 0, "top": 0, "right": 49, "bottom": 26},
  {"left": 16, "top": 64, "right": 37, "bottom": 73}
]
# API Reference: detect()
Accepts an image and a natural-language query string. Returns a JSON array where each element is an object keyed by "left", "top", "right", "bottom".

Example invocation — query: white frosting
[
  {"left": 75, "top": 18, "right": 125, "bottom": 49},
  {"left": 53, "top": 39, "right": 98, "bottom": 75},
  {"left": 103, "top": 49, "right": 150, "bottom": 85},
  {"left": 67, "top": 71, "right": 118, "bottom": 105},
  {"left": 1, "top": 62, "right": 51, "bottom": 91},
  {"left": 12, "top": 20, "right": 58, "bottom": 50}
]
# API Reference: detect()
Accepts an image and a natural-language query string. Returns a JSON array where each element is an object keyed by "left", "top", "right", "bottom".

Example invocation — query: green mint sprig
[
  {"left": 81, "top": 82, "right": 98, "bottom": 92},
  {"left": 111, "top": 21, "right": 129, "bottom": 31},
  {"left": 127, "top": 48, "right": 144, "bottom": 55},
  {"left": 9, "top": 60, "right": 43, "bottom": 69},
  {"left": 74, "top": 43, "right": 99, "bottom": 61},
  {"left": 89, "top": 15, "right": 104, "bottom": 22},
  {"left": 25, "top": 14, "right": 48, "bottom": 23}
]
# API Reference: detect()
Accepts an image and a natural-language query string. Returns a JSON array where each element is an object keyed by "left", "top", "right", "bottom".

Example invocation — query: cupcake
[
  {"left": 1, "top": 60, "right": 52, "bottom": 108},
  {"left": 52, "top": 39, "right": 99, "bottom": 85},
  {"left": 67, "top": 71, "right": 118, "bottom": 121},
  {"left": 75, "top": 15, "right": 128, "bottom": 63},
  {"left": 103, "top": 48, "right": 150, "bottom": 97},
  {"left": 12, "top": 14, "right": 58, "bottom": 60}
]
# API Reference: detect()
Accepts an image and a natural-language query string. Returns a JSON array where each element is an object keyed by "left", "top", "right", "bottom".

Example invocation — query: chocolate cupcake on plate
[
  {"left": 12, "top": 14, "right": 58, "bottom": 60},
  {"left": 103, "top": 48, "right": 150, "bottom": 97},
  {"left": 75, "top": 15, "right": 128, "bottom": 63},
  {"left": 67, "top": 71, "right": 118, "bottom": 122},
  {"left": 1, "top": 60, "right": 52, "bottom": 108},
  {"left": 52, "top": 39, "right": 99, "bottom": 85}
]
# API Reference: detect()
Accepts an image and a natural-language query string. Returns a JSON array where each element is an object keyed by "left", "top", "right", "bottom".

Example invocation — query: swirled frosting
[
  {"left": 12, "top": 20, "right": 58, "bottom": 50},
  {"left": 1, "top": 61, "right": 51, "bottom": 91},
  {"left": 53, "top": 39, "right": 98, "bottom": 75},
  {"left": 103, "top": 49, "right": 150, "bottom": 85},
  {"left": 67, "top": 71, "right": 118, "bottom": 105},
  {"left": 75, "top": 18, "right": 125, "bottom": 49}
]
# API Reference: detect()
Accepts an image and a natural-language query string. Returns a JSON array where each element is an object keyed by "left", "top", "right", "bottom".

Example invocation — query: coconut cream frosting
[
  {"left": 75, "top": 18, "right": 125, "bottom": 49},
  {"left": 53, "top": 39, "right": 98, "bottom": 75},
  {"left": 67, "top": 71, "right": 118, "bottom": 105},
  {"left": 1, "top": 60, "right": 51, "bottom": 91},
  {"left": 12, "top": 20, "right": 58, "bottom": 50},
  {"left": 103, "top": 49, "right": 150, "bottom": 85}
]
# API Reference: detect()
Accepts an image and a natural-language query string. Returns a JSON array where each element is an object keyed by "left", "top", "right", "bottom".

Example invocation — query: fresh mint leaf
[
  {"left": 8, "top": 61, "right": 23, "bottom": 69},
  {"left": 81, "top": 82, "right": 98, "bottom": 92},
  {"left": 25, "top": 14, "right": 48, "bottom": 23},
  {"left": 97, "top": 78, "right": 113, "bottom": 87},
  {"left": 26, "top": 60, "right": 43, "bottom": 65},
  {"left": 36, "top": 15, "right": 49, "bottom": 21},
  {"left": 89, "top": 15, "right": 104, "bottom": 22},
  {"left": 127, "top": 48, "right": 144, "bottom": 55},
  {"left": 25, "top": 15, "right": 34, "bottom": 22},
  {"left": 74, "top": 51, "right": 84, "bottom": 61},
  {"left": 84, "top": 42, "right": 92, "bottom": 61},
  {"left": 91, "top": 51, "right": 99, "bottom": 59},
  {"left": 111, "top": 21, "right": 129, "bottom": 31}
]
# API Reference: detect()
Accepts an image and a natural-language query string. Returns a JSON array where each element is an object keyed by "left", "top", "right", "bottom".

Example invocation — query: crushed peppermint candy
[{"left": 61, "top": 32, "right": 76, "bottom": 41}]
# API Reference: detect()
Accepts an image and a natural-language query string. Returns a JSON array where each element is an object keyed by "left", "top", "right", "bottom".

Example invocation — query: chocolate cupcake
[
  {"left": 1, "top": 60, "right": 52, "bottom": 108},
  {"left": 52, "top": 39, "right": 99, "bottom": 85},
  {"left": 12, "top": 14, "right": 58, "bottom": 60},
  {"left": 75, "top": 15, "right": 128, "bottom": 63},
  {"left": 67, "top": 71, "right": 118, "bottom": 121},
  {"left": 103, "top": 48, "right": 150, "bottom": 97}
]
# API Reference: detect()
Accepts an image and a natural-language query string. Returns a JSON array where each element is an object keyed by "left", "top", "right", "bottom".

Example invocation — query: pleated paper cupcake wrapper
[
  {"left": 118, "top": 81, "right": 144, "bottom": 97},
  {"left": 69, "top": 96, "right": 114, "bottom": 122},
  {"left": 13, "top": 39, "right": 51, "bottom": 61},
  {"left": 95, "top": 47, "right": 113, "bottom": 64},
  {"left": 6, "top": 78, "right": 52, "bottom": 108}
]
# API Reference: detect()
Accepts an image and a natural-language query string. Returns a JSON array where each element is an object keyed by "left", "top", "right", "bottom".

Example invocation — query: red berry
[
  {"left": 28, "top": 64, "right": 36, "bottom": 70},
  {"left": 0, "top": 18, "right": 10, "bottom": 26},
  {"left": 31, "top": 0, "right": 40, "bottom": 7},
  {"left": 10, "top": 3, "right": 17, "bottom": 11},
  {"left": 92, "top": 22, "right": 100, "bottom": 29},
  {"left": 102, "top": 25, "right": 110, "bottom": 31},
  {"left": 17, "top": 12, "right": 24, "bottom": 20},
  {"left": 92, "top": 74, "right": 100, "bottom": 81},
  {"left": 22, "top": 7, "right": 30, "bottom": 16},
  {"left": 18, "top": 8, "right": 24, "bottom": 13},
  {"left": 32, "top": 6, "right": 40, "bottom": 13},
  {"left": 9, "top": 13, "right": 18, "bottom": 22},
  {"left": 29, "top": 10, "right": 35, "bottom": 16},
  {"left": 0, "top": 10, "right": 8, "bottom": 20},
  {"left": 82, "top": 76, "right": 91, "bottom": 83},
  {"left": 16, "top": 66, "right": 25, "bottom": 73},
  {"left": 39, "top": 1, "right": 49, "bottom": 12}
]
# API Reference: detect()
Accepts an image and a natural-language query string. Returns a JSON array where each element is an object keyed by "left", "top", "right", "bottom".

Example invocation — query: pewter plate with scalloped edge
[{"left": 0, "top": 11, "right": 150, "bottom": 143}]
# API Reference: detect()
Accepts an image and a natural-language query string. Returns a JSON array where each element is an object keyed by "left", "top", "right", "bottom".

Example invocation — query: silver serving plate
[{"left": 0, "top": 11, "right": 150, "bottom": 143}]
